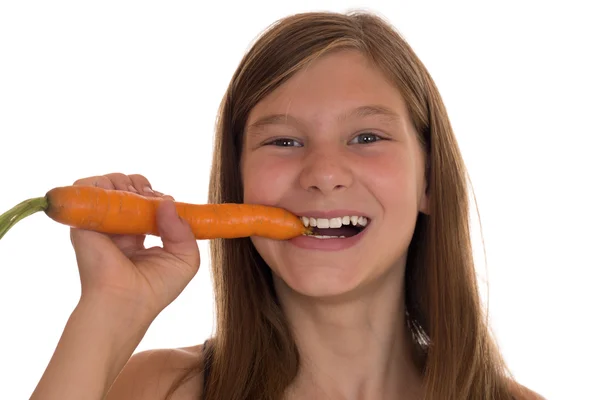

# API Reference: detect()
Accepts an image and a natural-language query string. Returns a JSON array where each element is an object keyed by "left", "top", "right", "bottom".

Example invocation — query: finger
[
  {"left": 128, "top": 174, "right": 152, "bottom": 194},
  {"left": 129, "top": 174, "right": 175, "bottom": 201},
  {"left": 104, "top": 172, "right": 136, "bottom": 192},
  {"left": 155, "top": 199, "right": 200, "bottom": 270},
  {"left": 128, "top": 174, "right": 162, "bottom": 198},
  {"left": 73, "top": 175, "right": 115, "bottom": 190}
]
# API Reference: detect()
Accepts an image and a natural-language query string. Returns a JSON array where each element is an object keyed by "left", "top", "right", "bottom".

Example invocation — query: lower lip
[{"left": 288, "top": 225, "right": 369, "bottom": 251}]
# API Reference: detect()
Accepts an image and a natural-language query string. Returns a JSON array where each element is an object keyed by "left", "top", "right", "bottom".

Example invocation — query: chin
[
  {"left": 267, "top": 256, "right": 373, "bottom": 300},
  {"left": 251, "top": 232, "right": 407, "bottom": 301}
]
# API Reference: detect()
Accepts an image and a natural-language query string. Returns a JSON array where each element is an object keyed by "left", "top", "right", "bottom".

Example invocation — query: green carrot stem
[{"left": 0, "top": 196, "right": 48, "bottom": 240}]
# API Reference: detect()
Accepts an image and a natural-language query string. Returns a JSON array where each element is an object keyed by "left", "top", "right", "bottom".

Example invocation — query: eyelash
[
  {"left": 267, "top": 138, "right": 302, "bottom": 147},
  {"left": 349, "top": 132, "right": 384, "bottom": 145},
  {"left": 265, "top": 132, "right": 385, "bottom": 147}
]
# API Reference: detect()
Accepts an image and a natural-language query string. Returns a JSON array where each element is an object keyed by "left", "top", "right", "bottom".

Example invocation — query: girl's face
[{"left": 241, "top": 50, "right": 429, "bottom": 299}]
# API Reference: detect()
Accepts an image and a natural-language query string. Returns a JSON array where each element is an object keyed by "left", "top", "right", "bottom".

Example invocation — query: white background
[{"left": 1, "top": 1, "right": 598, "bottom": 399}]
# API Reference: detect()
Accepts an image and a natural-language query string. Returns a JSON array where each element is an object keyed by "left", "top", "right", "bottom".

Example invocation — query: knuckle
[
  {"left": 129, "top": 174, "right": 160, "bottom": 197},
  {"left": 73, "top": 175, "right": 112, "bottom": 189},
  {"left": 105, "top": 172, "right": 130, "bottom": 182},
  {"left": 104, "top": 172, "right": 132, "bottom": 190},
  {"left": 106, "top": 172, "right": 128, "bottom": 179},
  {"left": 128, "top": 173, "right": 149, "bottom": 184},
  {"left": 129, "top": 174, "right": 152, "bottom": 190},
  {"left": 93, "top": 176, "right": 115, "bottom": 189},
  {"left": 73, "top": 175, "right": 96, "bottom": 185}
]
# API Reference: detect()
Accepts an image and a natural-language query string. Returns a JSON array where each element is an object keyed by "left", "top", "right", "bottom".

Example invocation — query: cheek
[
  {"left": 242, "top": 154, "right": 297, "bottom": 205},
  {"left": 360, "top": 150, "right": 420, "bottom": 207}
]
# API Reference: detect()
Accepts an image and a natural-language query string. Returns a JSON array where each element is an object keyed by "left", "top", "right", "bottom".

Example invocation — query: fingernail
[
  {"left": 128, "top": 185, "right": 139, "bottom": 193},
  {"left": 143, "top": 186, "right": 154, "bottom": 194}
]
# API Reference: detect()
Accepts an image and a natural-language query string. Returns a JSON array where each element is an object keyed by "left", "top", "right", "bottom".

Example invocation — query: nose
[{"left": 298, "top": 147, "right": 353, "bottom": 194}]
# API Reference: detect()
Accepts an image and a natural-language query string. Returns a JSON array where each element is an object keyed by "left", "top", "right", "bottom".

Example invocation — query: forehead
[{"left": 246, "top": 49, "right": 410, "bottom": 127}]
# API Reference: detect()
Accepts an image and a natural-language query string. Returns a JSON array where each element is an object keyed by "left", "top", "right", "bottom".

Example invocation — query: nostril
[{"left": 307, "top": 184, "right": 347, "bottom": 193}]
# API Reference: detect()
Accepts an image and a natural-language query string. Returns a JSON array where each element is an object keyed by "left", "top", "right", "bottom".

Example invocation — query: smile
[{"left": 300, "top": 215, "right": 370, "bottom": 239}]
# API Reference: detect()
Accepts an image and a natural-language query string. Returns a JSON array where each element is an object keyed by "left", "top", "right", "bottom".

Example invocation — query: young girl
[{"left": 30, "top": 11, "right": 544, "bottom": 400}]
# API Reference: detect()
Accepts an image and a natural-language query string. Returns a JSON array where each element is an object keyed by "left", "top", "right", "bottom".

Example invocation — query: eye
[
  {"left": 349, "top": 132, "right": 384, "bottom": 144},
  {"left": 266, "top": 138, "right": 303, "bottom": 147}
]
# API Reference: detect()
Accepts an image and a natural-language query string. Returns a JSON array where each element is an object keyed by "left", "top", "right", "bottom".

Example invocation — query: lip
[
  {"left": 293, "top": 209, "right": 370, "bottom": 218},
  {"left": 287, "top": 219, "right": 371, "bottom": 251}
]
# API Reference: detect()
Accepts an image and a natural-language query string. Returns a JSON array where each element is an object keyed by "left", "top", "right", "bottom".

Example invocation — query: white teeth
[
  {"left": 329, "top": 217, "right": 342, "bottom": 228},
  {"left": 316, "top": 218, "right": 329, "bottom": 228},
  {"left": 313, "top": 235, "right": 346, "bottom": 239},
  {"left": 300, "top": 214, "right": 369, "bottom": 228}
]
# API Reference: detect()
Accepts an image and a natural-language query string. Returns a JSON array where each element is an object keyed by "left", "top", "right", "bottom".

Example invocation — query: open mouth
[{"left": 301, "top": 215, "right": 369, "bottom": 239}]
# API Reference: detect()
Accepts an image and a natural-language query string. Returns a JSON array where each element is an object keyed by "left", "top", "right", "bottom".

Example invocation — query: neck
[{"left": 275, "top": 265, "right": 423, "bottom": 400}]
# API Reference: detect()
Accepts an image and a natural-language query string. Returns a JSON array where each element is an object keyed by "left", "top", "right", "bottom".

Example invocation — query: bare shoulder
[
  {"left": 509, "top": 380, "right": 547, "bottom": 400},
  {"left": 105, "top": 343, "right": 205, "bottom": 400}
]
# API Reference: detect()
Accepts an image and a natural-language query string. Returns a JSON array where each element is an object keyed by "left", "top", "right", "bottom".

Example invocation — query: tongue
[{"left": 311, "top": 226, "right": 358, "bottom": 237}]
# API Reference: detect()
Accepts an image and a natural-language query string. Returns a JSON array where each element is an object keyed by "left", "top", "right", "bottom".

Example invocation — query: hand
[{"left": 69, "top": 173, "right": 200, "bottom": 320}]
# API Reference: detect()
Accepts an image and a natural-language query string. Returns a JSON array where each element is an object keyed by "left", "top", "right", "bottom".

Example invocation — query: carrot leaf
[{"left": 0, "top": 196, "right": 48, "bottom": 240}]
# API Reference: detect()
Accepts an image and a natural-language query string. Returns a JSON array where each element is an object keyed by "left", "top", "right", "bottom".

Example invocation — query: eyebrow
[{"left": 246, "top": 104, "right": 403, "bottom": 130}]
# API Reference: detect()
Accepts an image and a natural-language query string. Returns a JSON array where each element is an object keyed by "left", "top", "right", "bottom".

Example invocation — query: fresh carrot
[{"left": 0, "top": 185, "right": 313, "bottom": 241}]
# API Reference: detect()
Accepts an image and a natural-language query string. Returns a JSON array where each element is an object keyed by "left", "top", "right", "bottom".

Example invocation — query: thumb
[{"left": 156, "top": 199, "right": 200, "bottom": 269}]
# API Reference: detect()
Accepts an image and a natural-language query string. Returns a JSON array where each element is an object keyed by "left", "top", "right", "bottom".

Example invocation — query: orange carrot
[{"left": 0, "top": 185, "right": 312, "bottom": 240}]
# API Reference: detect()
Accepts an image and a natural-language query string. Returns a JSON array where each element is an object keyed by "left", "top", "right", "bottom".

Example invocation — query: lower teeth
[{"left": 313, "top": 235, "right": 345, "bottom": 239}]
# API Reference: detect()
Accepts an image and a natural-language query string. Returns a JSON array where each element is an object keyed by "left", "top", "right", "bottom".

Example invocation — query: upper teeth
[{"left": 301, "top": 216, "right": 369, "bottom": 228}]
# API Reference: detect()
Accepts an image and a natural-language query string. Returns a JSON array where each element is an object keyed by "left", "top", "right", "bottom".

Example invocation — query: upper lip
[{"left": 293, "top": 210, "right": 370, "bottom": 219}]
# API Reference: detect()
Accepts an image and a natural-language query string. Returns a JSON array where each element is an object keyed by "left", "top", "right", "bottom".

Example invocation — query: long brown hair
[{"left": 169, "top": 10, "right": 521, "bottom": 400}]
